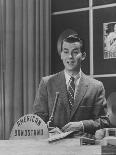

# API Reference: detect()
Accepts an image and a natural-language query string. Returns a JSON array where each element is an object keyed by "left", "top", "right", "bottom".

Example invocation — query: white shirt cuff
[{"left": 80, "top": 121, "right": 84, "bottom": 132}]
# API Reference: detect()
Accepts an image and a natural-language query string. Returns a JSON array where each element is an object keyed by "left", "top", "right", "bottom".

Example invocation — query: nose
[{"left": 68, "top": 52, "right": 73, "bottom": 58}]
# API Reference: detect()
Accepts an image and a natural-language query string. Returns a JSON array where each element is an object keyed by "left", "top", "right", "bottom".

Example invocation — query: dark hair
[
  {"left": 61, "top": 34, "right": 85, "bottom": 54},
  {"left": 57, "top": 29, "right": 77, "bottom": 55}
]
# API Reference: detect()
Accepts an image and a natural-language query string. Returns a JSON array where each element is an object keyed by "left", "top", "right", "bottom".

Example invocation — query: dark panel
[
  {"left": 51, "top": 0, "right": 89, "bottom": 12},
  {"left": 93, "top": 0, "right": 116, "bottom": 6},
  {"left": 95, "top": 77, "right": 116, "bottom": 99},
  {"left": 93, "top": 7, "right": 116, "bottom": 75},
  {"left": 51, "top": 11, "right": 90, "bottom": 74}
]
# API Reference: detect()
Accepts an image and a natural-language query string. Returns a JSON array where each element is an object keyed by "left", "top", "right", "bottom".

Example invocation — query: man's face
[{"left": 61, "top": 41, "right": 85, "bottom": 73}]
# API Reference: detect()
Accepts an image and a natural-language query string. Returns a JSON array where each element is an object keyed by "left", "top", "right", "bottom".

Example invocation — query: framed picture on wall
[
  {"left": 103, "top": 22, "right": 116, "bottom": 59},
  {"left": 93, "top": 7, "right": 116, "bottom": 75}
]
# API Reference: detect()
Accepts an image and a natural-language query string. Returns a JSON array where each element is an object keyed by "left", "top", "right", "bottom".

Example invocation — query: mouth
[{"left": 67, "top": 60, "right": 75, "bottom": 65}]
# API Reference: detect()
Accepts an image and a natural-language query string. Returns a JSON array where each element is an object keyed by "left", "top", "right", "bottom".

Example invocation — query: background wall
[
  {"left": 0, "top": 0, "right": 116, "bottom": 140},
  {"left": 51, "top": 0, "right": 116, "bottom": 99},
  {"left": 0, "top": 0, "right": 51, "bottom": 140}
]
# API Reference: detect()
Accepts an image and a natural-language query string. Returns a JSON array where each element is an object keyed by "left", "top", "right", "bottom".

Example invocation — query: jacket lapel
[{"left": 70, "top": 73, "right": 88, "bottom": 120}]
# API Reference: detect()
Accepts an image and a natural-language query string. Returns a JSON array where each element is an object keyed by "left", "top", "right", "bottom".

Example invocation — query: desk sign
[{"left": 9, "top": 114, "right": 49, "bottom": 140}]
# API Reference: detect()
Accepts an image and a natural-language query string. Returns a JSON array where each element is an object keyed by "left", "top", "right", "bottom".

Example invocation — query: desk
[{"left": 0, "top": 138, "right": 101, "bottom": 155}]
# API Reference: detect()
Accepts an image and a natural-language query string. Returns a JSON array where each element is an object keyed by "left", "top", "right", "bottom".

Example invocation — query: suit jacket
[{"left": 33, "top": 71, "right": 109, "bottom": 134}]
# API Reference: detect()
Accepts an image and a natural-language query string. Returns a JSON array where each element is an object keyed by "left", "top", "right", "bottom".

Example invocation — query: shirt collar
[{"left": 64, "top": 69, "right": 81, "bottom": 85}]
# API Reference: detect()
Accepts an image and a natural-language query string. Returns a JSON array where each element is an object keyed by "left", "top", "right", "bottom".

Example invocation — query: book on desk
[{"left": 48, "top": 127, "right": 96, "bottom": 145}]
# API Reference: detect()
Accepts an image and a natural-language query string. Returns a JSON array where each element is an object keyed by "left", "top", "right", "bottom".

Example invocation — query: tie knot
[{"left": 70, "top": 76, "right": 75, "bottom": 83}]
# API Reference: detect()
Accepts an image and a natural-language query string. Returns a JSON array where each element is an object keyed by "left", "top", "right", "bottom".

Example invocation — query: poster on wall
[{"left": 103, "top": 22, "right": 116, "bottom": 59}]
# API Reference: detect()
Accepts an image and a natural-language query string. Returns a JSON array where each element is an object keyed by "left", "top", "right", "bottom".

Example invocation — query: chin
[
  {"left": 66, "top": 68, "right": 76, "bottom": 72},
  {"left": 66, "top": 66, "right": 74, "bottom": 70}
]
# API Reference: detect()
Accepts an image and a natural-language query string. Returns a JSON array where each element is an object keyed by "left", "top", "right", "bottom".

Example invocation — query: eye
[
  {"left": 63, "top": 50, "right": 68, "bottom": 54},
  {"left": 73, "top": 49, "right": 80, "bottom": 54}
]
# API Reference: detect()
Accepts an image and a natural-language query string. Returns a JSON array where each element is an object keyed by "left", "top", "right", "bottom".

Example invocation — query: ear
[{"left": 82, "top": 52, "right": 86, "bottom": 61}]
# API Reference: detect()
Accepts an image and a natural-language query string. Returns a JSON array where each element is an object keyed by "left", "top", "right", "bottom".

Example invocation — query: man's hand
[
  {"left": 62, "top": 121, "right": 83, "bottom": 132},
  {"left": 49, "top": 127, "right": 63, "bottom": 137},
  {"left": 95, "top": 129, "right": 105, "bottom": 140},
  {"left": 49, "top": 127, "right": 63, "bottom": 134}
]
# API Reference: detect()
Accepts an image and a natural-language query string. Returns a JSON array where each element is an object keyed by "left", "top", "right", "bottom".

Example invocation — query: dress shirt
[
  {"left": 64, "top": 70, "right": 84, "bottom": 132},
  {"left": 64, "top": 70, "right": 81, "bottom": 99}
]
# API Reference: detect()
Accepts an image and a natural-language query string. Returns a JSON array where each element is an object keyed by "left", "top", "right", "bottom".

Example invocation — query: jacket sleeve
[
  {"left": 33, "top": 78, "right": 49, "bottom": 123},
  {"left": 82, "top": 82, "right": 110, "bottom": 134}
]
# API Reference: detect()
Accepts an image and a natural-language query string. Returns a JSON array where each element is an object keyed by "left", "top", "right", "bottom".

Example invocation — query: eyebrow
[
  {"left": 73, "top": 47, "right": 80, "bottom": 50},
  {"left": 63, "top": 47, "right": 80, "bottom": 51},
  {"left": 63, "top": 48, "right": 68, "bottom": 50}
]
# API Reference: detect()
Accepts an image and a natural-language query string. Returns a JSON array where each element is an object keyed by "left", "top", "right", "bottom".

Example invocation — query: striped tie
[{"left": 68, "top": 76, "right": 75, "bottom": 109}]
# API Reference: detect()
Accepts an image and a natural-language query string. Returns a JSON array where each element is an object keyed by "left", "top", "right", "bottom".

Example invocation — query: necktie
[{"left": 68, "top": 76, "right": 75, "bottom": 109}]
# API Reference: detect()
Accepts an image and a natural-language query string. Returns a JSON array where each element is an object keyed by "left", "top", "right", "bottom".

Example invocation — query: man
[{"left": 33, "top": 29, "right": 109, "bottom": 135}]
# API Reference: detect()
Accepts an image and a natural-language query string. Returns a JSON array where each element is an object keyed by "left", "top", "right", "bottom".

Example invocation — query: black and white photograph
[
  {"left": 0, "top": 0, "right": 116, "bottom": 154},
  {"left": 104, "top": 22, "right": 116, "bottom": 59}
]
